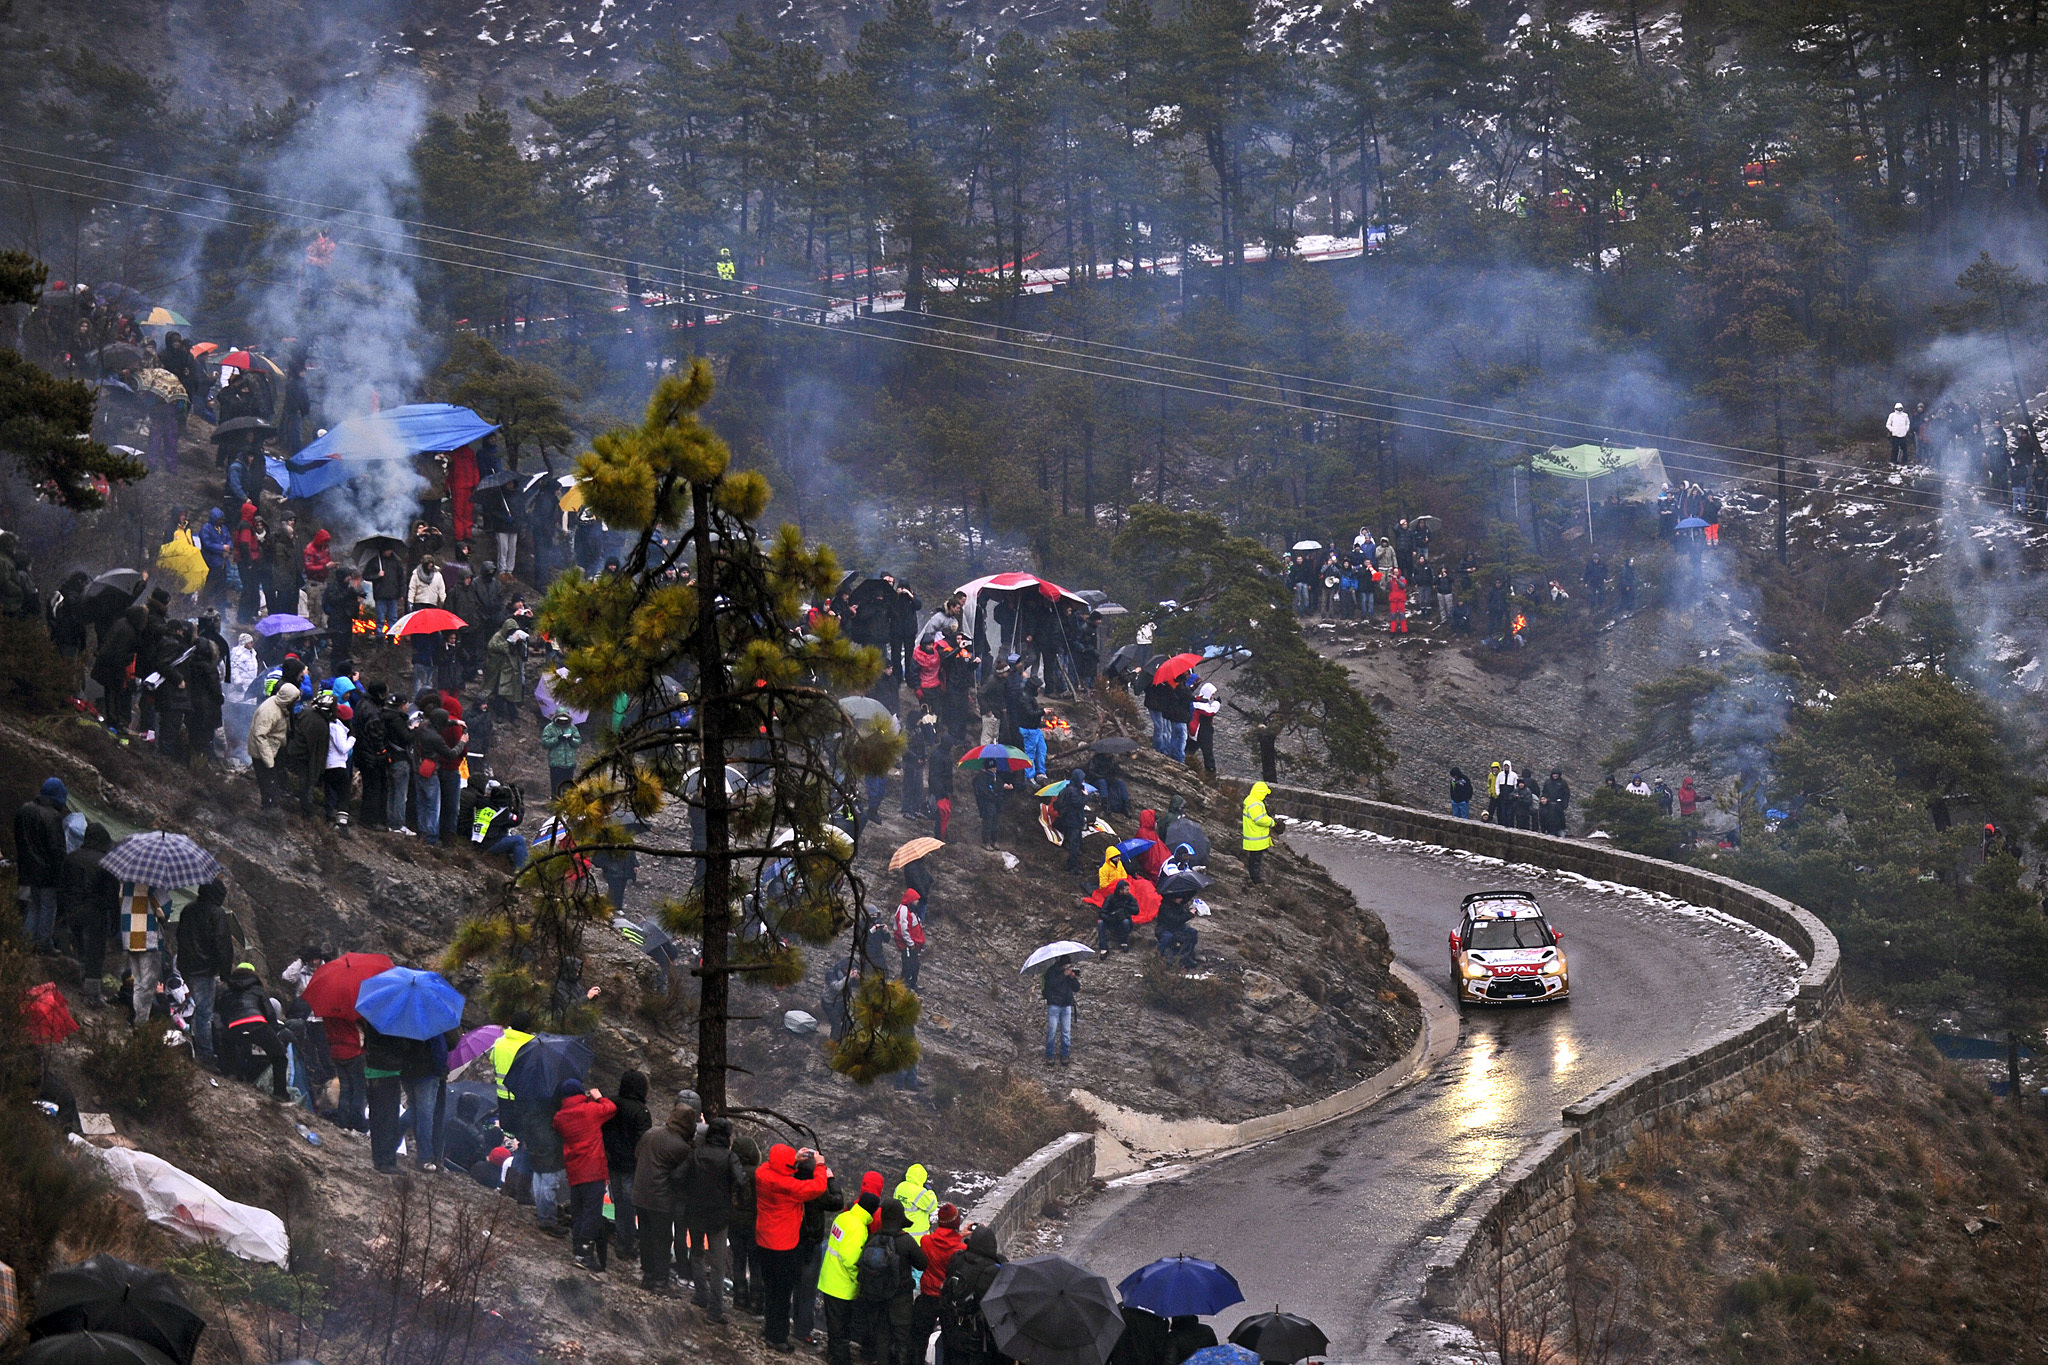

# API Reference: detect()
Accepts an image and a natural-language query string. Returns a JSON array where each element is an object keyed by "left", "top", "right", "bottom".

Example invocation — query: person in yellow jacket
[
  {"left": 489, "top": 1010, "right": 536, "bottom": 1105},
  {"left": 893, "top": 1163, "right": 939, "bottom": 1238},
  {"left": 1242, "top": 780, "right": 1275, "bottom": 885},
  {"left": 819, "top": 1191, "right": 879, "bottom": 1363},
  {"left": 1097, "top": 847, "right": 1128, "bottom": 891}
]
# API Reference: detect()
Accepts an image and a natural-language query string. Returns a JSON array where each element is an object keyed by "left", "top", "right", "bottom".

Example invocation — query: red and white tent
[{"left": 956, "top": 572, "right": 1089, "bottom": 652}]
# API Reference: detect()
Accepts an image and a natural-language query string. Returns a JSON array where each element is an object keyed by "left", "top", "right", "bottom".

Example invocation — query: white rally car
[{"left": 1448, "top": 891, "right": 1569, "bottom": 1005}]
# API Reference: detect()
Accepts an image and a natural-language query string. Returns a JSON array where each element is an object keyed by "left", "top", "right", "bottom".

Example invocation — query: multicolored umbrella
[
  {"left": 100, "top": 833, "right": 222, "bottom": 889},
  {"left": 958, "top": 744, "right": 1032, "bottom": 771},
  {"left": 139, "top": 307, "right": 191, "bottom": 327},
  {"left": 1035, "top": 779, "right": 1098, "bottom": 798}
]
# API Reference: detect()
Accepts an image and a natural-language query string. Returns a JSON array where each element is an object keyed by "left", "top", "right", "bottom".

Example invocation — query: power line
[
  {"left": 1, "top": 161, "right": 1999, "bottom": 521},
  {"left": 0, "top": 140, "right": 1876, "bottom": 478}
]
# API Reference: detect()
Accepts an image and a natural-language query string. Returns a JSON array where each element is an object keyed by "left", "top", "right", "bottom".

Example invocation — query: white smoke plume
[{"left": 251, "top": 79, "right": 431, "bottom": 542}]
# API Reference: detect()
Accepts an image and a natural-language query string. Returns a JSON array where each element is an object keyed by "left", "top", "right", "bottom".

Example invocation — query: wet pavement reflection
[{"left": 1065, "top": 834, "right": 1797, "bottom": 1360}]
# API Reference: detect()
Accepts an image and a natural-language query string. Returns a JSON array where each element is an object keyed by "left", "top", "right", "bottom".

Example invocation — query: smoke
[{"left": 244, "top": 79, "right": 433, "bottom": 542}]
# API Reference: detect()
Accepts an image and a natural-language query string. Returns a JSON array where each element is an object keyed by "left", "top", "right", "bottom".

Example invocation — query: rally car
[{"left": 1449, "top": 891, "right": 1569, "bottom": 1005}]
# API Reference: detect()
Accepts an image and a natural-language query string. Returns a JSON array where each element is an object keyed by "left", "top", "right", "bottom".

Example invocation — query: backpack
[{"left": 857, "top": 1233, "right": 902, "bottom": 1302}]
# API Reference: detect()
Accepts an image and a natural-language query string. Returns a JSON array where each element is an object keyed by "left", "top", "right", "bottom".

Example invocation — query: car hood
[{"left": 1467, "top": 948, "right": 1556, "bottom": 966}]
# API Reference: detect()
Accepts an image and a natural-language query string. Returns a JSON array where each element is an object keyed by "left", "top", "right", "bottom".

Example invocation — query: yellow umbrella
[
  {"left": 889, "top": 836, "right": 945, "bottom": 870},
  {"left": 559, "top": 483, "right": 585, "bottom": 512}
]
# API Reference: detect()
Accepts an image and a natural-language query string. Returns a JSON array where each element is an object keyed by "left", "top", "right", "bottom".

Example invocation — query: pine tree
[
  {"left": 445, "top": 360, "right": 913, "bottom": 1113},
  {"left": 0, "top": 252, "right": 144, "bottom": 510}
]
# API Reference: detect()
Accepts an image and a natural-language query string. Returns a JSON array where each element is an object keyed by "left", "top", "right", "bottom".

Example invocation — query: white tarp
[{"left": 70, "top": 1134, "right": 291, "bottom": 1265}]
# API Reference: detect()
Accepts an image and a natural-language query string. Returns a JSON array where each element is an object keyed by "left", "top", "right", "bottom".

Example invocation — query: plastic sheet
[{"left": 68, "top": 1136, "right": 290, "bottom": 1265}]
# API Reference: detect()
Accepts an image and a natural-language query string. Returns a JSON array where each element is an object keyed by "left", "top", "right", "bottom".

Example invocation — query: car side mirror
[
  {"left": 1450, "top": 931, "right": 1463, "bottom": 950},
  {"left": 1551, "top": 930, "right": 1563, "bottom": 943}
]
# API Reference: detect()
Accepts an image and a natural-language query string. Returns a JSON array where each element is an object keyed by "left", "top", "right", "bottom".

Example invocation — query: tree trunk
[{"left": 692, "top": 481, "right": 731, "bottom": 1113}]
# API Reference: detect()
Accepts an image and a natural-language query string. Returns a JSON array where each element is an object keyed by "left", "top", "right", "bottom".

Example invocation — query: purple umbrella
[
  {"left": 536, "top": 671, "right": 590, "bottom": 724},
  {"left": 448, "top": 1025, "right": 504, "bottom": 1071}
]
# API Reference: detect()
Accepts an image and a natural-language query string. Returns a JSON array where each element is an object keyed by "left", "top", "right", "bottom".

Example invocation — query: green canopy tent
[{"left": 1532, "top": 444, "right": 1667, "bottom": 547}]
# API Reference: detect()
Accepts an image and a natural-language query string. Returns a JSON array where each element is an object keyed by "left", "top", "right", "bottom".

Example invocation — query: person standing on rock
[
  {"left": 755, "top": 1142, "right": 834, "bottom": 1351},
  {"left": 602, "top": 1068, "right": 651, "bottom": 1267},
  {"left": 553, "top": 1078, "right": 618, "bottom": 1274},
  {"left": 634, "top": 1091, "right": 699, "bottom": 1295},
  {"left": 1043, "top": 959, "right": 1079, "bottom": 1065},
  {"left": 1241, "top": 780, "right": 1275, "bottom": 884},
  {"left": 1449, "top": 766, "right": 1473, "bottom": 819},
  {"left": 12, "top": 775, "right": 69, "bottom": 952}
]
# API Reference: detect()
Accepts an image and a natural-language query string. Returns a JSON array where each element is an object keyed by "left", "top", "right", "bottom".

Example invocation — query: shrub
[
  {"left": 1141, "top": 957, "right": 1240, "bottom": 1020},
  {"left": 0, "top": 613, "right": 79, "bottom": 714},
  {"left": 81, "top": 1021, "right": 195, "bottom": 1121},
  {"left": 0, "top": 934, "right": 100, "bottom": 1288}
]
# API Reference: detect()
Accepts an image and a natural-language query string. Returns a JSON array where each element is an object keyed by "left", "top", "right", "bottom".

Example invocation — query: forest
[{"left": 7, "top": 0, "right": 2048, "bottom": 576}]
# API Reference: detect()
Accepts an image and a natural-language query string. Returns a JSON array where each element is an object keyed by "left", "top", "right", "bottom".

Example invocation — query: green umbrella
[{"left": 1532, "top": 444, "right": 1659, "bottom": 548}]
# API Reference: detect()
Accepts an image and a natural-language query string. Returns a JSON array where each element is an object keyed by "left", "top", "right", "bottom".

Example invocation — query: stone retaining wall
[
  {"left": 966, "top": 1132, "right": 1096, "bottom": 1255},
  {"left": 1258, "top": 785, "right": 1843, "bottom": 1329}
]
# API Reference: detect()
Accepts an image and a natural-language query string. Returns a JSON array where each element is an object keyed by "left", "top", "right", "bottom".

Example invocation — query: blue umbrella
[
  {"left": 1676, "top": 516, "right": 1709, "bottom": 529},
  {"left": 1114, "top": 838, "right": 1155, "bottom": 865},
  {"left": 253, "top": 613, "right": 316, "bottom": 636},
  {"left": 354, "top": 967, "right": 466, "bottom": 1041},
  {"left": 1117, "top": 1256, "right": 1245, "bottom": 1319},
  {"left": 1182, "top": 1349, "right": 1259, "bottom": 1365},
  {"left": 503, "top": 1033, "right": 593, "bottom": 1105}
]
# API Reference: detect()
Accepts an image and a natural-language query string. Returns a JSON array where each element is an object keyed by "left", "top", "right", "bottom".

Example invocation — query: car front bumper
[{"left": 1460, "top": 973, "right": 1568, "bottom": 1003}]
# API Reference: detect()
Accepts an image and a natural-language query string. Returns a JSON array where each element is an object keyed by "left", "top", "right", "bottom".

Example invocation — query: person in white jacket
[
  {"left": 324, "top": 703, "right": 357, "bottom": 826},
  {"left": 1885, "top": 403, "right": 1913, "bottom": 465},
  {"left": 408, "top": 557, "right": 447, "bottom": 611}
]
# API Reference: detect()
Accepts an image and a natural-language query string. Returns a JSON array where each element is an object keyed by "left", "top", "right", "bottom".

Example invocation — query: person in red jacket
[
  {"left": 755, "top": 1142, "right": 832, "bottom": 1352},
  {"left": 322, "top": 1016, "right": 367, "bottom": 1133},
  {"left": 1132, "top": 810, "right": 1170, "bottom": 880},
  {"left": 912, "top": 1202, "right": 967, "bottom": 1352},
  {"left": 1387, "top": 576, "right": 1409, "bottom": 634},
  {"left": 552, "top": 1079, "right": 618, "bottom": 1274},
  {"left": 302, "top": 528, "right": 333, "bottom": 592}
]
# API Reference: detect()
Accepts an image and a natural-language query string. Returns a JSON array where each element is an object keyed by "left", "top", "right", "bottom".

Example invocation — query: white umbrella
[
  {"left": 1021, "top": 941, "right": 1097, "bottom": 974},
  {"left": 1290, "top": 540, "right": 1323, "bottom": 552}
]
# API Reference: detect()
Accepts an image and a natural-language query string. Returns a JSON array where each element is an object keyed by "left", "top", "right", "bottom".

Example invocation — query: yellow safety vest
[{"left": 490, "top": 1028, "right": 534, "bottom": 1100}]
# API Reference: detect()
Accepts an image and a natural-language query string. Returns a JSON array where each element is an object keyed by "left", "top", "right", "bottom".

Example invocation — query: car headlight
[
  {"left": 1461, "top": 960, "right": 1491, "bottom": 980},
  {"left": 1541, "top": 957, "right": 1566, "bottom": 976}
]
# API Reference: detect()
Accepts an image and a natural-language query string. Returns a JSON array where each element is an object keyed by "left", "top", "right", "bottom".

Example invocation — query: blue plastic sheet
[{"left": 266, "top": 403, "right": 497, "bottom": 498}]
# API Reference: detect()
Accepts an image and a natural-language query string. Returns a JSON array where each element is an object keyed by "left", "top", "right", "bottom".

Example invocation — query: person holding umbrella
[
  {"left": 1043, "top": 956, "right": 1080, "bottom": 1066},
  {"left": 973, "top": 757, "right": 1008, "bottom": 850}
]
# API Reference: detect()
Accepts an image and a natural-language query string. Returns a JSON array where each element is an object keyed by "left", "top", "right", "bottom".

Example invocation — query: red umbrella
[
  {"left": 217, "top": 350, "right": 253, "bottom": 369},
  {"left": 1152, "top": 653, "right": 1202, "bottom": 686},
  {"left": 301, "top": 952, "right": 395, "bottom": 1021},
  {"left": 388, "top": 607, "right": 468, "bottom": 636}
]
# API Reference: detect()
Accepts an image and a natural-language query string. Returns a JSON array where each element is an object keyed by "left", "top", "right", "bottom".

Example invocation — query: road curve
[{"left": 1064, "top": 833, "right": 1799, "bottom": 1361}]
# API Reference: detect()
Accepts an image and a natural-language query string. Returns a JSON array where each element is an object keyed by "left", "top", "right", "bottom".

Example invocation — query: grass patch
[{"left": 1141, "top": 957, "right": 1240, "bottom": 1020}]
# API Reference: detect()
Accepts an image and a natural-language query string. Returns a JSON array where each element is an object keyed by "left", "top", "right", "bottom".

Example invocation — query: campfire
[{"left": 1511, "top": 613, "right": 1526, "bottom": 635}]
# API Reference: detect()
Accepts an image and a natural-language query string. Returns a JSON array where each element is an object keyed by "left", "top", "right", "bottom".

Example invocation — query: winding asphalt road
[{"left": 1064, "top": 833, "right": 1799, "bottom": 1361}]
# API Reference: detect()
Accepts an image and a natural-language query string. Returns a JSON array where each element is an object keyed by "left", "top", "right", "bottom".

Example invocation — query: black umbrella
[
  {"left": 21, "top": 1334, "right": 180, "bottom": 1365},
  {"left": 31, "top": 1254, "right": 207, "bottom": 1365},
  {"left": 474, "top": 468, "right": 519, "bottom": 491},
  {"left": 84, "top": 569, "right": 147, "bottom": 602},
  {"left": 1103, "top": 644, "right": 1149, "bottom": 676},
  {"left": 503, "top": 1032, "right": 593, "bottom": 1104},
  {"left": 983, "top": 1255, "right": 1125, "bottom": 1365},
  {"left": 353, "top": 534, "right": 406, "bottom": 562},
  {"left": 90, "top": 343, "right": 147, "bottom": 371},
  {"left": 208, "top": 417, "right": 275, "bottom": 443},
  {"left": 1158, "top": 870, "right": 1212, "bottom": 896},
  {"left": 1088, "top": 736, "right": 1140, "bottom": 756},
  {"left": 1228, "top": 1311, "right": 1329, "bottom": 1364}
]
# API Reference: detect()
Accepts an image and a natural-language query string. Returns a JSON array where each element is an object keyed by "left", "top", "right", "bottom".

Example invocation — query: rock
[{"left": 1965, "top": 1216, "right": 2002, "bottom": 1237}]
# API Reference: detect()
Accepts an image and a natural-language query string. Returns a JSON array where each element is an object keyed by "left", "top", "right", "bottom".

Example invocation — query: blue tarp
[{"left": 266, "top": 403, "right": 497, "bottom": 498}]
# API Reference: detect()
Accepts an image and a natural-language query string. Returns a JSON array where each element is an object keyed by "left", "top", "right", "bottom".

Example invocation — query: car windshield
[{"left": 1467, "top": 917, "right": 1551, "bottom": 950}]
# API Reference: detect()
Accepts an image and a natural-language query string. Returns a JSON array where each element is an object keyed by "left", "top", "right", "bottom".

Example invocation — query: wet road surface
[{"left": 1064, "top": 833, "right": 1799, "bottom": 1360}]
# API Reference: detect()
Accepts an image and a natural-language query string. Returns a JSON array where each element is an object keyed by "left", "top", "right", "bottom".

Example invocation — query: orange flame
[{"left": 1511, "top": 614, "right": 1527, "bottom": 633}]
